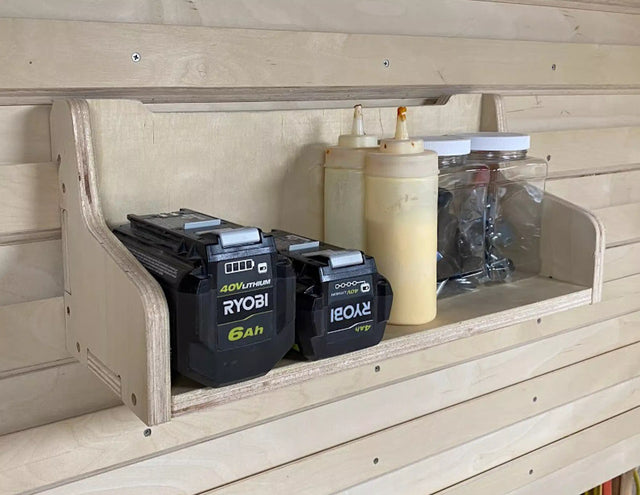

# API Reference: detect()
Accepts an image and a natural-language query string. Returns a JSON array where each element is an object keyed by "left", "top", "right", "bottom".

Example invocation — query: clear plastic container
[
  {"left": 422, "top": 137, "right": 489, "bottom": 288},
  {"left": 365, "top": 108, "right": 439, "bottom": 325},
  {"left": 463, "top": 133, "right": 547, "bottom": 282}
]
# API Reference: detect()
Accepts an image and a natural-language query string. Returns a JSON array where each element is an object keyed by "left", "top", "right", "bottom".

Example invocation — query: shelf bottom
[{"left": 171, "top": 275, "right": 591, "bottom": 415}]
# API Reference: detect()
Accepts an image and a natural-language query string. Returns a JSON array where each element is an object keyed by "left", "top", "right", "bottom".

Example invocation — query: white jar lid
[
  {"left": 460, "top": 132, "right": 530, "bottom": 151},
  {"left": 422, "top": 136, "right": 471, "bottom": 156}
]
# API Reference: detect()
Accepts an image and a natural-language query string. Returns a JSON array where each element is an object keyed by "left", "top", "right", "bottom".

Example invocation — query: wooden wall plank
[
  {"left": 480, "top": 0, "right": 640, "bottom": 15},
  {"left": 546, "top": 168, "right": 640, "bottom": 209},
  {"left": 504, "top": 95, "right": 640, "bottom": 132},
  {"left": 529, "top": 127, "right": 640, "bottom": 178},
  {"left": 3, "top": 19, "right": 640, "bottom": 96},
  {"left": 0, "top": 105, "right": 51, "bottom": 164},
  {"left": 1, "top": 0, "right": 640, "bottom": 44},
  {"left": 0, "top": 240, "right": 62, "bottom": 305},
  {"left": 438, "top": 408, "right": 640, "bottom": 495},
  {"left": 594, "top": 202, "right": 640, "bottom": 247},
  {"left": 208, "top": 348, "right": 640, "bottom": 495},
  {"left": 3, "top": 303, "right": 640, "bottom": 494},
  {"left": 0, "top": 361, "right": 121, "bottom": 436},
  {"left": 0, "top": 297, "right": 67, "bottom": 377},
  {"left": 28, "top": 333, "right": 640, "bottom": 494},
  {"left": 0, "top": 162, "right": 60, "bottom": 235},
  {"left": 341, "top": 385, "right": 640, "bottom": 495},
  {"left": 604, "top": 243, "right": 640, "bottom": 281},
  {"left": 506, "top": 430, "right": 640, "bottom": 495}
]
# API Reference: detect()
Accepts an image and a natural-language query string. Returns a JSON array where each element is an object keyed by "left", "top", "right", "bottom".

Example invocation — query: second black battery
[{"left": 272, "top": 231, "right": 393, "bottom": 360}]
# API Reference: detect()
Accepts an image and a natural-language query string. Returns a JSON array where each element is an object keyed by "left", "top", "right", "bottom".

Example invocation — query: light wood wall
[{"left": 1, "top": 1, "right": 640, "bottom": 494}]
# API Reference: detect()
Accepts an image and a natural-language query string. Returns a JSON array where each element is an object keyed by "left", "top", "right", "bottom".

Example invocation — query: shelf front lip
[{"left": 172, "top": 285, "right": 592, "bottom": 415}]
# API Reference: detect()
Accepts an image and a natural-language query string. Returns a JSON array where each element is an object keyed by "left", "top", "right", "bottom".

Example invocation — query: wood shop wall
[{"left": 1, "top": 1, "right": 640, "bottom": 494}]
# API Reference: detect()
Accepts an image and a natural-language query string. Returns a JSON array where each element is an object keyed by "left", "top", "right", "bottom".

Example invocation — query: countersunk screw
[
  {"left": 131, "top": 52, "right": 141, "bottom": 63},
  {"left": 551, "top": 63, "right": 557, "bottom": 71},
  {"left": 144, "top": 428, "right": 152, "bottom": 437},
  {"left": 383, "top": 59, "right": 390, "bottom": 68}
]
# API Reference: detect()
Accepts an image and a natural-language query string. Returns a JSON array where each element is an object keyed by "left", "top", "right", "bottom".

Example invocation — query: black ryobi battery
[
  {"left": 113, "top": 209, "right": 296, "bottom": 387},
  {"left": 271, "top": 231, "right": 393, "bottom": 360}
]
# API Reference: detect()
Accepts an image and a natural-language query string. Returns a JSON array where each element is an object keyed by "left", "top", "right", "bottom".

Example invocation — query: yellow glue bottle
[
  {"left": 365, "top": 107, "right": 439, "bottom": 325},
  {"left": 324, "top": 104, "right": 379, "bottom": 251}
]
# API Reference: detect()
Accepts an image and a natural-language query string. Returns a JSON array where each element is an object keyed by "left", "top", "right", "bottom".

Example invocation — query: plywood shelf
[
  {"left": 171, "top": 276, "right": 591, "bottom": 415},
  {"left": 50, "top": 95, "right": 604, "bottom": 426}
]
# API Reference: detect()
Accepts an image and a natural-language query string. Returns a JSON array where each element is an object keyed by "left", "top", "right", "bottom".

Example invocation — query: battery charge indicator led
[{"left": 225, "top": 259, "right": 255, "bottom": 274}]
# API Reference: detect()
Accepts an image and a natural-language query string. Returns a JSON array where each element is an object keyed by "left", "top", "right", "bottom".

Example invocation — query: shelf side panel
[
  {"left": 540, "top": 192, "right": 605, "bottom": 303},
  {"left": 50, "top": 99, "right": 171, "bottom": 425}
]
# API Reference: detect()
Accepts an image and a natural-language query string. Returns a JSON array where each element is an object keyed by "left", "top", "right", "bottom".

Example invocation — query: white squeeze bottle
[
  {"left": 324, "top": 104, "right": 379, "bottom": 250},
  {"left": 365, "top": 107, "right": 439, "bottom": 325}
]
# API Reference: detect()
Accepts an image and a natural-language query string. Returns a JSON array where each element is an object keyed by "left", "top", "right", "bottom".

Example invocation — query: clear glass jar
[{"left": 465, "top": 133, "right": 548, "bottom": 282}]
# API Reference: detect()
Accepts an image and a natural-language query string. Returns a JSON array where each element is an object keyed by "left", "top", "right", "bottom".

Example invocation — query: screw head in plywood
[
  {"left": 131, "top": 52, "right": 141, "bottom": 63},
  {"left": 383, "top": 59, "right": 390, "bottom": 68}
]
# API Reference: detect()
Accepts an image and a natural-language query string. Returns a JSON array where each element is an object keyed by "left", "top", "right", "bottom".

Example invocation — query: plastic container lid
[
  {"left": 422, "top": 136, "right": 471, "bottom": 156},
  {"left": 336, "top": 104, "right": 379, "bottom": 148},
  {"left": 460, "top": 132, "right": 531, "bottom": 151}
]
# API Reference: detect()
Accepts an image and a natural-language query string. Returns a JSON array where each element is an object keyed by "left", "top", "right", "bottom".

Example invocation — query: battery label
[
  {"left": 328, "top": 275, "right": 374, "bottom": 335},
  {"left": 328, "top": 275, "right": 373, "bottom": 303},
  {"left": 216, "top": 254, "right": 274, "bottom": 350}
]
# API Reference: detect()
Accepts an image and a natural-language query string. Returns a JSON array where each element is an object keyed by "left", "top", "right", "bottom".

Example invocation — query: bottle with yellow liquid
[
  {"left": 365, "top": 107, "right": 439, "bottom": 325},
  {"left": 324, "top": 104, "right": 379, "bottom": 251}
]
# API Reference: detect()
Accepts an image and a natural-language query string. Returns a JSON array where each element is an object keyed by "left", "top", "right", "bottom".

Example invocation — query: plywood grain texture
[
  {"left": 0, "top": 5, "right": 639, "bottom": 494},
  {"left": 0, "top": 0, "right": 639, "bottom": 43},
  {"left": 439, "top": 407, "right": 640, "bottom": 495},
  {"left": 546, "top": 168, "right": 640, "bottom": 209},
  {"left": 51, "top": 99, "right": 171, "bottom": 425},
  {"left": 505, "top": 434, "right": 640, "bottom": 495},
  {"left": 2, "top": 305, "right": 639, "bottom": 493},
  {"left": 0, "top": 240, "right": 62, "bottom": 305},
  {"left": 594, "top": 202, "right": 640, "bottom": 247},
  {"left": 50, "top": 96, "right": 605, "bottom": 427},
  {"left": 0, "top": 105, "right": 51, "bottom": 164},
  {"left": 0, "top": 360, "right": 121, "bottom": 436},
  {"left": 504, "top": 95, "right": 640, "bottom": 131},
  {"left": 529, "top": 127, "right": 640, "bottom": 178},
  {"left": 478, "top": 0, "right": 640, "bottom": 15},
  {"left": 604, "top": 243, "right": 640, "bottom": 281},
  {"left": 3, "top": 19, "right": 640, "bottom": 100},
  {"left": 85, "top": 96, "right": 481, "bottom": 231},
  {"left": 208, "top": 346, "right": 640, "bottom": 494},
  {"left": 0, "top": 162, "right": 60, "bottom": 236},
  {"left": 0, "top": 297, "right": 67, "bottom": 377},
  {"left": 40, "top": 347, "right": 640, "bottom": 493}
]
